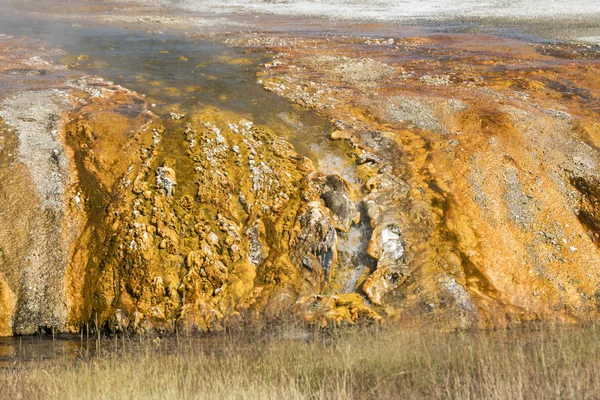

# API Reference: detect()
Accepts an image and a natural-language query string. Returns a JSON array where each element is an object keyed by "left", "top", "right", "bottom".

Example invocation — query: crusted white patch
[
  {"left": 381, "top": 225, "right": 404, "bottom": 261},
  {"left": 0, "top": 90, "right": 71, "bottom": 211},
  {"left": 0, "top": 89, "right": 74, "bottom": 334}
]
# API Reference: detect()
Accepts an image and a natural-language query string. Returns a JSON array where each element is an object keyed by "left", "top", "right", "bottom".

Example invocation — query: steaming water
[
  {"left": 0, "top": 15, "right": 373, "bottom": 353},
  {"left": 0, "top": 15, "right": 353, "bottom": 169}
]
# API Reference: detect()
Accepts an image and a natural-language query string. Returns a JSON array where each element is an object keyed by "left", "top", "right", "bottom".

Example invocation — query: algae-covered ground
[
  {"left": 1, "top": 0, "right": 600, "bottom": 332},
  {"left": 1, "top": 0, "right": 600, "bottom": 398}
]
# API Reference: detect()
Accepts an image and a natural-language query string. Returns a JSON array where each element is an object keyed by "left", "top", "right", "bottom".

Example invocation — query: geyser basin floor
[{"left": 1, "top": 1, "right": 600, "bottom": 339}]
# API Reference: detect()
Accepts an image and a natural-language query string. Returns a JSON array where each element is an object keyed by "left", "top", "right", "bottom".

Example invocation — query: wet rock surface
[
  {"left": 0, "top": 34, "right": 383, "bottom": 335},
  {"left": 1, "top": 14, "right": 600, "bottom": 335},
  {"left": 246, "top": 32, "right": 600, "bottom": 328}
]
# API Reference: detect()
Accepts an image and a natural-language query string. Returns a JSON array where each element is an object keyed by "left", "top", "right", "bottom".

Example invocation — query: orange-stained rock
[
  {"left": 248, "top": 33, "right": 600, "bottom": 328},
  {"left": 3, "top": 29, "right": 600, "bottom": 335}
]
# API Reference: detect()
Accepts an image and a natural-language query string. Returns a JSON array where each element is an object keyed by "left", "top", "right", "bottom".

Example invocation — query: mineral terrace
[{"left": 1, "top": 14, "right": 600, "bottom": 335}]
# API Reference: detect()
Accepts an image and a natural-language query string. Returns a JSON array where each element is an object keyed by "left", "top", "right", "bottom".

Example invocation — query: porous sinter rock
[
  {"left": 0, "top": 36, "right": 85, "bottom": 335},
  {"left": 0, "top": 36, "right": 378, "bottom": 335},
  {"left": 0, "top": 90, "right": 74, "bottom": 335},
  {"left": 3, "top": 30, "right": 600, "bottom": 335},
  {"left": 249, "top": 33, "right": 600, "bottom": 328},
  {"left": 72, "top": 104, "right": 381, "bottom": 332},
  {"left": 0, "top": 75, "right": 155, "bottom": 335}
]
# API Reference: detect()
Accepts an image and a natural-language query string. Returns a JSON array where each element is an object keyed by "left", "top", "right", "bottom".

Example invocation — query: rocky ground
[
  {"left": 243, "top": 33, "right": 600, "bottom": 328},
  {"left": 250, "top": 32, "right": 599, "bottom": 325},
  {"left": 0, "top": 33, "right": 380, "bottom": 335},
  {"left": 1, "top": 2, "right": 600, "bottom": 336}
]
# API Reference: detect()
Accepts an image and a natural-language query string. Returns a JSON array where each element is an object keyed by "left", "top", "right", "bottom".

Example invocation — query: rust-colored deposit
[
  {"left": 242, "top": 33, "right": 600, "bottom": 328},
  {"left": 1, "top": 30, "right": 600, "bottom": 335}
]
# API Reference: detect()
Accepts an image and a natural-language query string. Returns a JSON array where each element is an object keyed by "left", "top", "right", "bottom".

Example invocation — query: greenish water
[
  {"left": 0, "top": 15, "right": 372, "bottom": 354},
  {"left": 0, "top": 16, "right": 358, "bottom": 177}
]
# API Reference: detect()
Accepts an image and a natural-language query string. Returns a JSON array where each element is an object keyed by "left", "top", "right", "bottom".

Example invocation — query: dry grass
[{"left": 1, "top": 322, "right": 599, "bottom": 399}]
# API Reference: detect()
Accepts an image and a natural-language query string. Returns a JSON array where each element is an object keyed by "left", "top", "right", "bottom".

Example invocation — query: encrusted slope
[{"left": 2, "top": 31, "right": 600, "bottom": 335}]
